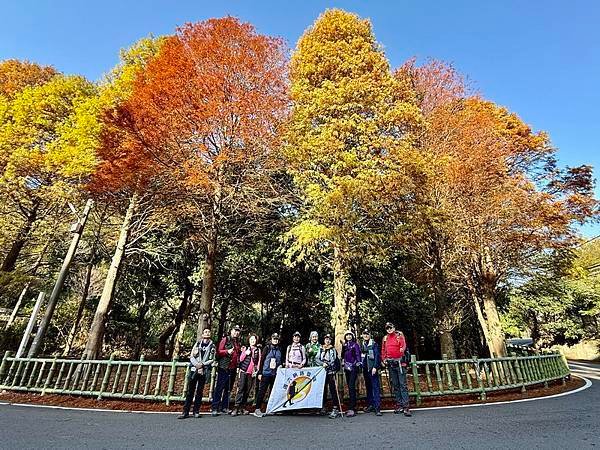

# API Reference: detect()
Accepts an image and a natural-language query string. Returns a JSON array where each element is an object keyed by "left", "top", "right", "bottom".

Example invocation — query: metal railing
[{"left": 0, "top": 351, "right": 569, "bottom": 407}]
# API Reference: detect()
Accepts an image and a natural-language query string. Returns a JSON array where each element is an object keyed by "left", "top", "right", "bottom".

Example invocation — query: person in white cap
[
  {"left": 305, "top": 331, "right": 320, "bottom": 367},
  {"left": 286, "top": 331, "right": 306, "bottom": 368}
]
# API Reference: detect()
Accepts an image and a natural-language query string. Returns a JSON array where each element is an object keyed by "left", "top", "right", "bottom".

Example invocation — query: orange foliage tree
[
  {"left": 397, "top": 60, "right": 596, "bottom": 357},
  {"left": 113, "top": 17, "right": 289, "bottom": 338},
  {"left": 0, "top": 59, "right": 57, "bottom": 99}
]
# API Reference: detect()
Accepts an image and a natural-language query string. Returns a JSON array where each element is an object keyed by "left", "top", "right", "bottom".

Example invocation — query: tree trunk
[
  {"left": 464, "top": 267, "right": 497, "bottom": 357},
  {"left": 82, "top": 193, "right": 138, "bottom": 360},
  {"left": 62, "top": 262, "right": 93, "bottom": 356},
  {"left": 430, "top": 236, "right": 457, "bottom": 359},
  {"left": 481, "top": 284, "right": 506, "bottom": 357},
  {"left": 133, "top": 288, "right": 150, "bottom": 360},
  {"left": 196, "top": 229, "right": 218, "bottom": 339},
  {"left": 439, "top": 330, "right": 456, "bottom": 359},
  {"left": 172, "top": 310, "right": 190, "bottom": 360},
  {"left": 157, "top": 323, "right": 177, "bottom": 360},
  {"left": 0, "top": 203, "right": 39, "bottom": 272},
  {"left": 4, "top": 238, "right": 50, "bottom": 330},
  {"left": 169, "top": 285, "right": 194, "bottom": 358},
  {"left": 157, "top": 283, "right": 193, "bottom": 360},
  {"left": 332, "top": 247, "right": 350, "bottom": 353},
  {"left": 28, "top": 199, "right": 93, "bottom": 357},
  {"left": 217, "top": 295, "right": 231, "bottom": 340},
  {"left": 1, "top": 203, "right": 39, "bottom": 272}
]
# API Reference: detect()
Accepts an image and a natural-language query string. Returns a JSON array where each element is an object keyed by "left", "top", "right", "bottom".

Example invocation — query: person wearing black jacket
[
  {"left": 316, "top": 334, "right": 342, "bottom": 419},
  {"left": 254, "top": 333, "right": 283, "bottom": 417},
  {"left": 361, "top": 329, "right": 382, "bottom": 416}
]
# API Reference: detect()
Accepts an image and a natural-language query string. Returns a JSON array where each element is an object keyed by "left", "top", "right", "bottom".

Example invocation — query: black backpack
[{"left": 401, "top": 347, "right": 411, "bottom": 366}]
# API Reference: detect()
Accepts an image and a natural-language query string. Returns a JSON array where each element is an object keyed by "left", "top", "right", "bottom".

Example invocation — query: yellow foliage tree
[
  {"left": 285, "top": 9, "right": 422, "bottom": 347},
  {"left": 0, "top": 74, "right": 96, "bottom": 273}
]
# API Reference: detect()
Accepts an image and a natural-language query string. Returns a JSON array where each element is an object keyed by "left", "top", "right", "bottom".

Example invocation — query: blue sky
[{"left": 2, "top": 0, "right": 599, "bottom": 236}]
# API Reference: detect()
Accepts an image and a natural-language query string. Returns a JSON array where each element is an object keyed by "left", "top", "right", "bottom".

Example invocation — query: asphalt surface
[{"left": 1, "top": 361, "right": 599, "bottom": 449}]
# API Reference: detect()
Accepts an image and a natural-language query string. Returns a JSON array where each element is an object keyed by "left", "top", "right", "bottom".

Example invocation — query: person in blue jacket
[
  {"left": 361, "top": 328, "right": 382, "bottom": 416},
  {"left": 254, "top": 333, "right": 283, "bottom": 417}
]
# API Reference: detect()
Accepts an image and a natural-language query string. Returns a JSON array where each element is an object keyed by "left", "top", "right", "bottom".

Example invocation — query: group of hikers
[{"left": 178, "top": 322, "right": 412, "bottom": 420}]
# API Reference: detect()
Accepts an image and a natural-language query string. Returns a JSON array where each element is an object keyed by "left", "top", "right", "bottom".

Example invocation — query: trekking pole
[{"left": 332, "top": 373, "right": 345, "bottom": 419}]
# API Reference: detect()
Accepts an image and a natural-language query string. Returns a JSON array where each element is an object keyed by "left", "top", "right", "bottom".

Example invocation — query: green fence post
[
  {"left": 411, "top": 355, "right": 421, "bottom": 406},
  {"left": 434, "top": 362, "right": 443, "bottom": 393},
  {"left": 557, "top": 349, "right": 569, "bottom": 381},
  {"left": 121, "top": 362, "right": 133, "bottom": 396},
  {"left": 90, "top": 362, "right": 102, "bottom": 392},
  {"left": 3, "top": 354, "right": 17, "bottom": 386},
  {"left": 0, "top": 351, "right": 12, "bottom": 384},
  {"left": 154, "top": 365, "right": 164, "bottom": 398},
  {"left": 132, "top": 355, "right": 144, "bottom": 397},
  {"left": 35, "top": 360, "right": 47, "bottom": 388},
  {"left": 98, "top": 353, "right": 115, "bottom": 400},
  {"left": 463, "top": 362, "right": 473, "bottom": 390},
  {"left": 473, "top": 357, "right": 486, "bottom": 401},
  {"left": 27, "top": 360, "right": 40, "bottom": 387},
  {"left": 166, "top": 357, "right": 178, "bottom": 406},
  {"left": 42, "top": 356, "right": 57, "bottom": 395},
  {"left": 424, "top": 363, "right": 433, "bottom": 393},
  {"left": 18, "top": 359, "right": 32, "bottom": 386},
  {"left": 512, "top": 353, "right": 526, "bottom": 393},
  {"left": 143, "top": 365, "right": 153, "bottom": 397},
  {"left": 442, "top": 355, "right": 454, "bottom": 391}
]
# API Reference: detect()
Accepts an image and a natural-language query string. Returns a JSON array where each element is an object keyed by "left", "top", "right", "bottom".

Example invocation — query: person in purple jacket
[{"left": 341, "top": 330, "right": 362, "bottom": 417}]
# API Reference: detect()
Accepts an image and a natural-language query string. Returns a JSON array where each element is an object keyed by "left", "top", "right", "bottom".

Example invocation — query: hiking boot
[
  {"left": 403, "top": 408, "right": 412, "bottom": 417},
  {"left": 363, "top": 405, "right": 375, "bottom": 413},
  {"left": 211, "top": 410, "right": 220, "bottom": 417},
  {"left": 328, "top": 408, "right": 340, "bottom": 419},
  {"left": 376, "top": 410, "right": 383, "bottom": 416},
  {"left": 193, "top": 413, "right": 201, "bottom": 418},
  {"left": 177, "top": 414, "right": 189, "bottom": 420},
  {"left": 346, "top": 409, "right": 356, "bottom": 418},
  {"left": 253, "top": 409, "right": 264, "bottom": 418}
]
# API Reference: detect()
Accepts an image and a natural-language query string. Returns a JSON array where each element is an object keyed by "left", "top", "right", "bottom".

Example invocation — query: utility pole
[
  {"left": 28, "top": 199, "right": 93, "bottom": 357},
  {"left": 15, "top": 292, "right": 45, "bottom": 358}
]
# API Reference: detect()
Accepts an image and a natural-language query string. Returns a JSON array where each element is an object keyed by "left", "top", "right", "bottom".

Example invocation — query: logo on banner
[
  {"left": 282, "top": 370, "right": 315, "bottom": 407},
  {"left": 266, "top": 366, "right": 325, "bottom": 414}
]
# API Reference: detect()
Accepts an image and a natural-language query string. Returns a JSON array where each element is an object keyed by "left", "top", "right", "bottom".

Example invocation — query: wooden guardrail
[{"left": 0, "top": 351, "right": 569, "bottom": 406}]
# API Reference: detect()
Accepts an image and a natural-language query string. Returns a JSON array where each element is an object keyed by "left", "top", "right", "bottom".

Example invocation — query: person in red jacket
[
  {"left": 381, "top": 322, "right": 411, "bottom": 416},
  {"left": 211, "top": 325, "right": 241, "bottom": 416}
]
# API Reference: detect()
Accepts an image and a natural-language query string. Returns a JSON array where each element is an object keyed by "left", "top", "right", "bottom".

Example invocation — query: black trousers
[
  {"left": 211, "top": 367, "right": 235, "bottom": 411},
  {"left": 344, "top": 367, "right": 358, "bottom": 410},
  {"left": 323, "top": 373, "right": 341, "bottom": 409},
  {"left": 255, "top": 374, "right": 275, "bottom": 411},
  {"left": 235, "top": 371, "right": 256, "bottom": 408},
  {"left": 182, "top": 371, "right": 206, "bottom": 415}
]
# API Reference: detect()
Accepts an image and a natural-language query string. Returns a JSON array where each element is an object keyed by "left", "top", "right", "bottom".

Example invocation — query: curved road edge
[{"left": 0, "top": 367, "right": 593, "bottom": 416}]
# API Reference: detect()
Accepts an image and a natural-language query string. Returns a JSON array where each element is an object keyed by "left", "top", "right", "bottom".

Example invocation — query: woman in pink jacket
[{"left": 232, "top": 334, "right": 261, "bottom": 415}]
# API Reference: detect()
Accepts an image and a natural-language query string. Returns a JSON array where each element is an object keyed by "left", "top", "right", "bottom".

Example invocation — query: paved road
[{"left": 1, "top": 361, "right": 599, "bottom": 449}]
